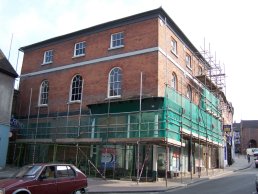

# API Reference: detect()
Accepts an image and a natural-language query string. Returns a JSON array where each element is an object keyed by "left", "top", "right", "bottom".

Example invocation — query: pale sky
[{"left": 1, "top": 0, "right": 257, "bottom": 122}]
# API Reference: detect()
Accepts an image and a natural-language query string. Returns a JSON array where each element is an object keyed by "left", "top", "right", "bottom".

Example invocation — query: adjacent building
[
  {"left": 11, "top": 8, "right": 232, "bottom": 180},
  {"left": 0, "top": 49, "right": 18, "bottom": 169},
  {"left": 221, "top": 101, "right": 234, "bottom": 166},
  {"left": 233, "top": 122, "right": 241, "bottom": 153},
  {"left": 233, "top": 120, "right": 258, "bottom": 154}
]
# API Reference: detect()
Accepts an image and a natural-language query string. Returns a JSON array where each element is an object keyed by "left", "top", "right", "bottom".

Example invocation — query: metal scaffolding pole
[
  {"left": 137, "top": 72, "right": 143, "bottom": 184},
  {"left": 26, "top": 88, "right": 33, "bottom": 140},
  {"left": 180, "top": 78, "right": 183, "bottom": 183},
  {"left": 103, "top": 98, "right": 111, "bottom": 179},
  {"left": 165, "top": 84, "right": 169, "bottom": 187},
  {"left": 33, "top": 106, "right": 40, "bottom": 164},
  {"left": 76, "top": 79, "right": 84, "bottom": 166}
]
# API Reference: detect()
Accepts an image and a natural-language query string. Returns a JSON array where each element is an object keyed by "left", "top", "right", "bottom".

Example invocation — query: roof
[
  {"left": 19, "top": 7, "right": 209, "bottom": 67},
  {"left": 0, "top": 49, "right": 18, "bottom": 78},
  {"left": 241, "top": 120, "right": 258, "bottom": 128}
]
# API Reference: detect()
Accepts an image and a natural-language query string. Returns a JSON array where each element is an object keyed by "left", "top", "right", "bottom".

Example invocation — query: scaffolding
[{"left": 8, "top": 75, "right": 224, "bottom": 181}]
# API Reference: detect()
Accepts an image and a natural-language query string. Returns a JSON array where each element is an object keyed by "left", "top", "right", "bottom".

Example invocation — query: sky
[{"left": 0, "top": 0, "right": 257, "bottom": 122}]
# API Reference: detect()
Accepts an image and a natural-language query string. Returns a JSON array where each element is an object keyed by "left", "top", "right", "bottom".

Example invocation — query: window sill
[
  {"left": 72, "top": 54, "right": 85, "bottom": 59},
  {"left": 170, "top": 50, "right": 178, "bottom": 58},
  {"left": 105, "top": 96, "right": 121, "bottom": 100},
  {"left": 67, "top": 100, "right": 81, "bottom": 104},
  {"left": 108, "top": 45, "right": 124, "bottom": 50},
  {"left": 38, "top": 104, "right": 48, "bottom": 108},
  {"left": 41, "top": 62, "right": 52, "bottom": 65}
]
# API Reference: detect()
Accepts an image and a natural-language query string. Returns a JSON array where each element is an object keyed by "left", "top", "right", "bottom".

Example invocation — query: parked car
[
  {"left": 254, "top": 151, "right": 258, "bottom": 168},
  {"left": 0, "top": 163, "right": 88, "bottom": 194},
  {"left": 246, "top": 148, "right": 258, "bottom": 156}
]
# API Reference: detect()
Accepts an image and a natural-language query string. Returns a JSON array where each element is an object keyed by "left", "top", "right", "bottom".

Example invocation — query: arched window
[
  {"left": 70, "top": 74, "right": 83, "bottom": 101},
  {"left": 198, "top": 66, "right": 202, "bottom": 75},
  {"left": 186, "top": 85, "right": 192, "bottom": 101},
  {"left": 171, "top": 73, "right": 177, "bottom": 90},
  {"left": 108, "top": 67, "right": 122, "bottom": 97},
  {"left": 39, "top": 80, "right": 49, "bottom": 105}
]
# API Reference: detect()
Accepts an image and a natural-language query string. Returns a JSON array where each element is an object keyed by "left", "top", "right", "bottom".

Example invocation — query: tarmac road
[
  {"left": 105, "top": 162, "right": 256, "bottom": 194},
  {"left": 167, "top": 165, "right": 257, "bottom": 194}
]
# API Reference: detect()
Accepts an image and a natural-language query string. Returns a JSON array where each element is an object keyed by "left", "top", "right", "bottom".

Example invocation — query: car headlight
[{"left": 0, "top": 189, "right": 5, "bottom": 194}]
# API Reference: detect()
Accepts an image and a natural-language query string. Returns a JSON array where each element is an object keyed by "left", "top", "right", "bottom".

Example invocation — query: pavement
[{"left": 0, "top": 154, "right": 253, "bottom": 193}]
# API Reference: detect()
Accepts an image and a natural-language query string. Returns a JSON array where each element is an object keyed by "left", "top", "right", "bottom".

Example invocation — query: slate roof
[
  {"left": 0, "top": 49, "right": 18, "bottom": 78},
  {"left": 241, "top": 120, "right": 258, "bottom": 128}
]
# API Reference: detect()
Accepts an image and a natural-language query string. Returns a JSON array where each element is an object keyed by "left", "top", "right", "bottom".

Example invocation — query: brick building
[
  {"left": 10, "top": 8, "right": 231, "bottom": 180},
  {"left": 233, "top": 120, "right": 258, "bottom": 154}
]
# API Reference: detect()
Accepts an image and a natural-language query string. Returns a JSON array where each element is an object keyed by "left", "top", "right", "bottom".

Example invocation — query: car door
[
  {"left": 28, "top": 165, "right": 58, "bottom": 194},
  {"left": 55, "top": 165, "right": 78, "bottom": 194}
]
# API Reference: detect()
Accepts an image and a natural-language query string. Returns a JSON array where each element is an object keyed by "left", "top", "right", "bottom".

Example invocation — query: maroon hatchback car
[{"left": 0, "top": 163, "right": 88, "bottom": 194}]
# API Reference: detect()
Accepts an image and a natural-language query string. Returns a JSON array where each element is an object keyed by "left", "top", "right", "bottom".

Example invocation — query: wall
[
  {"left": 157, "top": 18, "right": 206, "bottom": 104},
  {"left": 0, "top": 72, "right": 15, "bottom": 168},
  {"left": 241, "top": 127, "right": 258, "bottom": 152},
  {"left": 18, "top": 18, "right": 160, "bottom": 117}
]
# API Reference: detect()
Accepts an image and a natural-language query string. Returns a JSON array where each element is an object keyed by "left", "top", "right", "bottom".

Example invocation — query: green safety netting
[
  {"left": 17, "top": 86, "right": 222, "bottom": 145},
  {"left": 164, "top": 87, "right": 222, "bottom": 144}
]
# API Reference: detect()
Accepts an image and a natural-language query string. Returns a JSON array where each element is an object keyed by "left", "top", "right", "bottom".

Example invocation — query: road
[
  {"left": 167, "top": 164, "right": 257, "bottom": 194},
  {"left": 121, "top": 164, "right": 258, "bottom": 194}
]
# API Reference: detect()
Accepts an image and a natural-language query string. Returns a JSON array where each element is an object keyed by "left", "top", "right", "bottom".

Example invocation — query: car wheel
[
  {"left": 16, "top": 192, "right": 30, "bottom": 194},
  {"left": 73, "top": 189, "right": 86, "bottom": 194}
]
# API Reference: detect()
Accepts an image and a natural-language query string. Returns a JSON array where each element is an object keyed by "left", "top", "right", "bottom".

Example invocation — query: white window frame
[
  {"left": 38, "top": 80, "right": 49, "bottom": 106},
  {"left": 69, "top": 74, "right": 83, "bottom": 102},
  {"left": 109, "top": 32, "right": 124, "bottom": 49},
  {"left": 108, "top": 67, "right": 122, "bottom": 98},
  {"left": 171, "top": 38, "right": 177, "bottom": 55},
  {"left": 185, "top": 53, "right": 192, "bottom": 69},
  {"left": 198, "top": 66, "right": 202, "bottom": 75},
  {"left": 186, "top": 85, "right": 192, "bottom": 101},
  {"left": 171, "top": 73, "right": 177, "bottom": 90},
  {"left": 43, "top": 50, "right": 53, "bottom": 64},
  {"left": 74, "top": 42, "right": 86, "bottom": 57}
]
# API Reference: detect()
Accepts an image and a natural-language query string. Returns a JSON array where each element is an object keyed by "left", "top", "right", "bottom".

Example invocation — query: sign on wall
[
  {"left": 223, "top": 125, "right": 231, "bottom": 132},
  {"left": 101, "top": 148, "right": 116, "bottom": 169}
]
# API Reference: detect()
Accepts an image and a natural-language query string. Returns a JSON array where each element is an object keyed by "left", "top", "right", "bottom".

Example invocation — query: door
[
  {"left": 28, "top": 166, "right": 57, "bottom": 194},
  {"left": 56, "top": 165, "right": 79, "bottom": 194}
]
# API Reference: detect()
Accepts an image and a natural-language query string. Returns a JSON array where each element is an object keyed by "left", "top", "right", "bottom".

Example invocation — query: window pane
[
  {"left": 40, "top": 80, "right": 49, "bottom": 105},
  {"left": 67, "top": 166, "right": 75, "bottom": 176},
  {"left": 44, "top": 50, "right": 53, "bottom": 63},
  {"left": 186, "top": 54, "right": 191, "bottom": 68},
  {"left": 171, "top": 40, "right": 177, "bottom": 54},
  {"left": 187, "top": 86, "right": 192, "bottom": 100},
  {"left": 111, "top": 32, "right": 124, "bottom": 48},
  {"left": 70, "top": 75, "right": 82, "bottom": 101},
  {"left": 109, "top": 68, "right": 122, "bottom": 97},
  {"left": 74, "top": 42, "right": 86, "bottom": 56},
  {"left": 172, "top": 74, "right": 177, "bottom": 89}
]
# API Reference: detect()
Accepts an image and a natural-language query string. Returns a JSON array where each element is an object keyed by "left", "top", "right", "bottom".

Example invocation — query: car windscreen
[{"left": 12, "top": 165, "right": 43, "bottom": 178}]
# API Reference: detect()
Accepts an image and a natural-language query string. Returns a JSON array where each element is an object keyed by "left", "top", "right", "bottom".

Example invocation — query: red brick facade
[
  {"left": 19, "top": 11, "right": 207, "bottom": 118},
  {"left": 19, "top": 18, "right": 161, "bottom": 116},
  {"left": 240, "top": 124, "right": 258, "bottom": 153}
]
